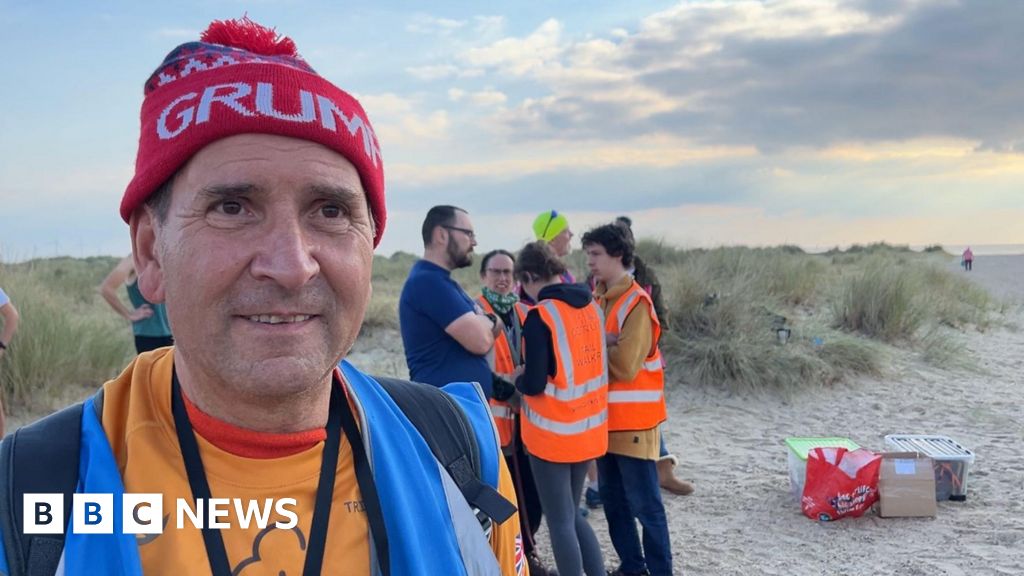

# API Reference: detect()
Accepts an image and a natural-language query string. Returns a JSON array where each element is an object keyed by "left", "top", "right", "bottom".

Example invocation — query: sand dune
[{"left": 629, "top": 254, "right": 1023, "bottom": 575}]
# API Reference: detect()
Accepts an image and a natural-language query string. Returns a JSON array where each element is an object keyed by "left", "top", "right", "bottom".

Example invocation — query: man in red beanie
[{"left": 0, "top": 18, "right": 524, "bottom": 576}]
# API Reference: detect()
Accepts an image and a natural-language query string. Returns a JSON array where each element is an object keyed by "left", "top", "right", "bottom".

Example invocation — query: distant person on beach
[
  {"left": 400, "top": 205, "right": 500, "bottom": 398},
  {"left": 0, "top": 19, "right": 523, "bottom": 575},
  {"left": 962, "top": 246, "right": 974, "bottom": 271},
  {"left": 99, "top": 255, "right": 174, "bottom": 352},
  {"left": 0, "top": 286, "right": 20, "bottom": 437},
  {"left": 614, "top": 216, "right": 695, "bottom": 497},
  {"left": 515, "top": 241, "right": 608, "bottom": 576},
  {"left": 585, "top": 223, "right": 674, "bottom": 576},
  {"left": 520, "top": 209, "right": 576, "bottom": 305},
  {"left": 478, "top": 249, "right": 555, "bottom": 576}
]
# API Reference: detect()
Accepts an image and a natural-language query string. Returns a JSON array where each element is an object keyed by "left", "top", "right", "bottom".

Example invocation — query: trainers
[
  {"left": 527, "top": 551, "right": 558, "bottom": 576},
  {"left": 607, "top": 569, "right": 650, "bottom": 576},
  {"left": 585, "top": 487, "right": 602, "bottom": 509}
]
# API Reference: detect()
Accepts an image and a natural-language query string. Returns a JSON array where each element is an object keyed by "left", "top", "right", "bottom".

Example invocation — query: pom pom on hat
[
  {"left": 122, "top": 17, "right": 387, "bottom": 246},
  {"left": 200, "top": 16, "right": 298, "bottom": 57}
]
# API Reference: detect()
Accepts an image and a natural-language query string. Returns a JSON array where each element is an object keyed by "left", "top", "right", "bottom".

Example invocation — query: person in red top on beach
[{"left": 962, "top": 247, "right": 974, "bottom": 271}]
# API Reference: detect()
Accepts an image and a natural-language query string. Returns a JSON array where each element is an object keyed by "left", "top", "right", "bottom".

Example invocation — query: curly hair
[{"left": 581, "top": 223, "right": 634, "bottom": 267}]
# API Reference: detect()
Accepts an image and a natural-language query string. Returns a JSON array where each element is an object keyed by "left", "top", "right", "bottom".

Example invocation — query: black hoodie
[{"left": 514, "top": 282, "right": 594, "bottom": 397}]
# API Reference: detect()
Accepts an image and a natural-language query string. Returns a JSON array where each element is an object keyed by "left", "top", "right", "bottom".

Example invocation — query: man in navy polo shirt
[{"left": 399, "top": 205, "right": 501, "bottom": 398}]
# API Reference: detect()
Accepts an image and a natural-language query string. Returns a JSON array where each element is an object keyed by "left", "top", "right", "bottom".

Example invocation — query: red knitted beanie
[{"left": 121, "top": 17, "right": 386, "bottom": 246}]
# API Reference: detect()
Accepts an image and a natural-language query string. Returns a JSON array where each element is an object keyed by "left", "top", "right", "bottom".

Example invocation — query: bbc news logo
[{"left": 24, "top": 494, "right": 299, "bottom": 535}]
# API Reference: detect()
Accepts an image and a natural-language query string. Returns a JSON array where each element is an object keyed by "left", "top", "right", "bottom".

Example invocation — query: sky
[{"left": 1, "top": 0, "right": 1022, "bottom": 260}]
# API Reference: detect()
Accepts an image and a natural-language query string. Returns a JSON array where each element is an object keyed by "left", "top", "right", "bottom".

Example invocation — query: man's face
[
  {"left": 585, "top": 242, "right": 620, "bottom": 284},
  {"left": 548, "top": 227, "right": 573, "bottom": 258},
  {"left": 132, "top": 134, "right": 374, "bottom": 398},
  {"left": 444, "top": 210, "right": 476, "bottom": 270},
  {"left": 481, "top": 253, "right": 515, "bottom": 294}
]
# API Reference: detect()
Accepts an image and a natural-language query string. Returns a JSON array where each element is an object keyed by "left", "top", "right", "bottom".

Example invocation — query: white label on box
[{"left": 894, "top": 459, "right": 917, "bottom": 475}]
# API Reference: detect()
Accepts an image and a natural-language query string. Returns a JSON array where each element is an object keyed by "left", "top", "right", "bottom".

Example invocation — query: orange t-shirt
[{"left": 100, "top": 348, "right": 525, "bottom": 575}]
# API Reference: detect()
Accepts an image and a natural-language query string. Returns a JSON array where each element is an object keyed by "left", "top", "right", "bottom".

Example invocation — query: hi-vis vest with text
[
  {"left": 604, "top": 281, "right": 667, "bottom": 432},
  {"left": 521, "top": 299, "right": 609, "bottom": 463},
  {"left": 478, "top": 297, "right": 529, "bottom": 448}
]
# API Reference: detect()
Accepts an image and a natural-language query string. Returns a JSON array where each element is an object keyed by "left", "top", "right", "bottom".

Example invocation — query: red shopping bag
[{"left": 801, "top": 447, "right": 881, "bottom": 521}]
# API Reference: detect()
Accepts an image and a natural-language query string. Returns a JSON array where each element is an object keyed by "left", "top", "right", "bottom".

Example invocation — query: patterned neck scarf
[{"left": 482, "top": 287, "right": 519, "bottom": 315}]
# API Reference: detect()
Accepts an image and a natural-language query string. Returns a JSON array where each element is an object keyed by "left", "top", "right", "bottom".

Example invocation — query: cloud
[
  {"left": 357, "top": 93, "right": 450, "bottom": 144},
  {"left": 462, "top": 18, "right": 564, "bottom": 76},
  {"left": 406, "top": 64, "right": 462, "bottom": 81},
  {"left": 406, "top": 14, "right": 466, "bottom": 35},
  {"left": 449, "top": 1, "right": 1024, "bottom": 153}
]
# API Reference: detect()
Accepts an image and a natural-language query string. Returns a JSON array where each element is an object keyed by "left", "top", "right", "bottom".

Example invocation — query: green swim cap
[{"left": 532, "top": 210, "right": 569, "bottom": 242}]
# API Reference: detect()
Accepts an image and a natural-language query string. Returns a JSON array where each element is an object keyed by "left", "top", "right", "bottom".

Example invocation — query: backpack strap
[
  {"left": 0, "top": 399, "right": 88, "bottom": 576},
  {"left": 373, "top": 377, "right": 516, "bottom": 525}
]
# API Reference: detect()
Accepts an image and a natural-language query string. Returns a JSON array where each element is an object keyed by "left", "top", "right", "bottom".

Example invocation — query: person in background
[
  {"left": 0, "top": 286, "right": 20, "bottom": 436},
  {"left": 0, "top": 18, "right": 524, "bottom": 575},
  {"left": 585, "top": 224, "right": 674, "bottom": 576},
  {"left": 516, "top": 241, "right": 607, "bottom": 576},
  {"left": 962, "top": 246, "right": 974, "bottom": 271},
  {"left": 99, "top": 255, "right": 174, "bottom": 353},
  {"left": 399, "top": 206, "right": 500, "bottom": 398},
  {"left": 615, "top": 216, "right": 694, "bottom": 496},
  {"left": 478, "top": 249, "right": 555, "bottom": 576},
  {"left": 521, "top": 210, "right": 576, "bottom": 305}
]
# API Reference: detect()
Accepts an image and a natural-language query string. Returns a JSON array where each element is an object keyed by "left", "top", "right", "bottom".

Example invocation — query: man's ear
[{"left": 130, "top": 207, "right": 166, "bottom": 304}]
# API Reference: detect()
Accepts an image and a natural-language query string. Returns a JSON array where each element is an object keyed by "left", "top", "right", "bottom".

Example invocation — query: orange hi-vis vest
[
  {"left": 479, "top": 296, "right": 529, "bottom": 448},
  {"left": 521, "top": 298, "right": 609, "bottom": 463},
  {"left": 605, "top": 280, "right": 668, "bottom": 432}
]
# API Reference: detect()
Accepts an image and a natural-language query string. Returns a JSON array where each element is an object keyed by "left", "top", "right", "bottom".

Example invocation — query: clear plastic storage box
[
  {"left": 784, "top": 437, "right": 861, "bottom": 500},
  {"left": 884, "top": 434, "right": 975, "bottom": 501}
]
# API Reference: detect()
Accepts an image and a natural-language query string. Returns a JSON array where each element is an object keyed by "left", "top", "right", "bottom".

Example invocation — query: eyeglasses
[
  {"left": 442, "top": 225, "right": 476, "bottom": 241},
  {"left": 485, "top": 268, "right": 514, "bottom": 277},
  {"left": 540, "top": 209, "right": 559, "bottom": 240}
]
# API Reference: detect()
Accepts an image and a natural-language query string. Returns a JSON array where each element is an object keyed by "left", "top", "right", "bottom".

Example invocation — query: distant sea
[
  {"left": 804, "top": 243, "right": 1024, "bottom": 256},
  {"left": 938, "top": 244, "right": 1024, "bottom": 256}
]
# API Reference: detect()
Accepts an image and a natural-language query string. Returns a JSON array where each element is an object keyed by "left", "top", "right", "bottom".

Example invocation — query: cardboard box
[{"left": 878, "top": 452, "right": 937, "bottom": 518}]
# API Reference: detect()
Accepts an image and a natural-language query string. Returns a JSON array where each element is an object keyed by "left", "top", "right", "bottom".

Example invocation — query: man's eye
[
  {"left": 219, "top": 201, "right": 243, "bottom": 215},
  {"left": 321, "top": 205, "right": 343, "bottom": 218}
]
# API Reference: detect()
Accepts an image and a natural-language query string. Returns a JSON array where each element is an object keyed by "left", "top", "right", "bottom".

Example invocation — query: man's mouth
[{"left": 244, "top": 314, "right": 313, "bottom": 325}]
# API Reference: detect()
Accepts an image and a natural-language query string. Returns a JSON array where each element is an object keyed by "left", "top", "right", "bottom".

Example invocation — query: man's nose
[{"left": 250, "top": 216, "right": 320, "bottom": 290}]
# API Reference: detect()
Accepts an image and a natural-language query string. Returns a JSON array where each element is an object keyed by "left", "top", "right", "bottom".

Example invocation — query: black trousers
[{"left": 506, "top": 426, "right": 544, "bottom": 554}]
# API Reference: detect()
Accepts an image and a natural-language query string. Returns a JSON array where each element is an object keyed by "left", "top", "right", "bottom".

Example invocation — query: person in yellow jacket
[
  {"left": 479, "top": 249, "right": 554, "bottom": 576},
  {"left": 584, "top": 224, "right": 674, "bottom": 576},
  {"left": 514, "top": 242, "right": 608, "bottom": 576}
]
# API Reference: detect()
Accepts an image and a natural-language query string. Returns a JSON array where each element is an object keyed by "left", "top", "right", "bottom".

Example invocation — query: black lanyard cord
[{"left": 171, "top": 367, "right": 353, "bottom": 576}]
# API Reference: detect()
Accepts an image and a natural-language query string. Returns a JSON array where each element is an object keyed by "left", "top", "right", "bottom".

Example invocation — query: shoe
[
  {"left": 585, "top": 487, "right": 602, "bottom": 509},
  {"left": 579, "top": 505, "right": 590, "bottom": 518},
  {"left": 607, "top": 569, "right": 650, "bottom": 576},
  {"left": 527, "top": 551, "right": 558, "bottom": 576},
  {"left": 657, "top": 457, "right": 695, "bottom": 496}
]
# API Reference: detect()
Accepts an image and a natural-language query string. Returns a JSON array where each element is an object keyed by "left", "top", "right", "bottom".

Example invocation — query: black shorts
[{"left": 135, "top": 335, "right": 174, "bottom": 353}]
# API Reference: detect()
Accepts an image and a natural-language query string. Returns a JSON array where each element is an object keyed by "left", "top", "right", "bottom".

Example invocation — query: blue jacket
[{"left": 0, "top": 361, "right": 504, "bottom": 576}]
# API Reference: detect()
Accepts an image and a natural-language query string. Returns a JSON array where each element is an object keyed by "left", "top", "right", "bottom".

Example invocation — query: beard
[{"left": 447, "top": 236, "right": 473, "bottom": 269}]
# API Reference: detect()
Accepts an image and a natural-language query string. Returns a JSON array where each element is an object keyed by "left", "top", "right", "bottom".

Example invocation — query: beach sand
[
  {"left": 542, "top": 254, "right": 1022, "bottom": 576},
  {"left": 7, "top": 253, "right": 1022, "bottom": 574}
]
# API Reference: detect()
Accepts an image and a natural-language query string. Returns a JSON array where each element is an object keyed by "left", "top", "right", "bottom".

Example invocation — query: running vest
[
  {"left": 604, "top": 281, "right": 668, "bottom": 432},
  {"left": 521, "top": 299, "right": 609, "bottom": 463},
  {"left": 477, "top": 297, "right": 529, "bottom": 449},
  {"left": 0, "top": 353, "right": 521, "bottom": 576}
]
